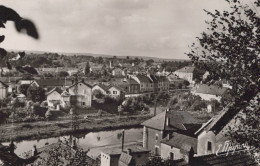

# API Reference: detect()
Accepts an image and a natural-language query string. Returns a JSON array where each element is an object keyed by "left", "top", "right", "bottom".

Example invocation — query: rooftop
[
  {"left": 161, "top": 132, "right": 198, "bottom": 153},
  {"left": 175, "top": 66, "right": 194, "bottom": 73},
  {"left": 194, "top": 84, "right": 228, "bottom": 96}
]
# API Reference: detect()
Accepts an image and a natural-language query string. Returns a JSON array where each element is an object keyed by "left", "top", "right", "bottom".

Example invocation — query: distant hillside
[{"left": 7, "top": 49, "right": 190, "bottom": 62}]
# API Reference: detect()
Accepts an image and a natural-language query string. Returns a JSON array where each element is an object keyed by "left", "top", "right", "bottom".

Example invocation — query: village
[
  {"left": 0, "top": 0, "right": 259, "bottom": 165},
  {"left": 1, "top": 54, "right": 255, "bottom": 166}
]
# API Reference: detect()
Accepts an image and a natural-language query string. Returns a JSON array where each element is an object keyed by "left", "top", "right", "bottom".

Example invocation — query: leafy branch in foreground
[
  {"left": 187, "top": 0, "right": 259, "bottom": 156},
  {"left": 0, "top": 5, "right": 39, "bottom": 75}
]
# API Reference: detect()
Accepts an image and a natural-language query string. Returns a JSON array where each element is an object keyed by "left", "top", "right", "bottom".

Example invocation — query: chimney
[
  {"left": 127, "top": 148, "right": 132, "bottom": 155},
  {"left": 166, "top": 133, "right": 171, "bottom": 141},
  {"left": 32, "top": 145, "right": 38, "bottom": 156}
]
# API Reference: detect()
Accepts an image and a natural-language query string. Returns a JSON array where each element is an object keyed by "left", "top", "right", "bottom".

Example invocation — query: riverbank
[{"left": 0, "top": 115, "right": 151, "bottom": 142}]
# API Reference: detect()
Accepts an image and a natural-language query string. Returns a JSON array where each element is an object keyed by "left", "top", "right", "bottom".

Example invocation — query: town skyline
[{"left": 1, "top": 0, "right": 229, "bottom": 59}]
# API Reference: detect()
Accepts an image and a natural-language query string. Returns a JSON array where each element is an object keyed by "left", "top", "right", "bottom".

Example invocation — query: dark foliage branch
[
  {"left": 0, "top": 5, "right": 39, "bottom": 75},
  {"left": 187, "top": 0, "right": 260, "bottom": 156}
]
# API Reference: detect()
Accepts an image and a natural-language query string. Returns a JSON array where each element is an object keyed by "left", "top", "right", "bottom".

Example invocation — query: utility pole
[
  {"left": 154, "top": 94, "right": 158, "bottom": 116},
  {"left": 121, "top": 130, "right": 125, "bottom": 152}
]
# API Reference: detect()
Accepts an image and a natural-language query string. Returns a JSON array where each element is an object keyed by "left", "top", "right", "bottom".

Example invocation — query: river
[{"left": 2, "top": 128, "right": 143, "bottom": 156}]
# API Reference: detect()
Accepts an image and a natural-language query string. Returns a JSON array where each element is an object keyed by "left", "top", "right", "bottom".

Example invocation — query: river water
[{"left": 2, "top": 128, "right": 143, "bottom": 155}]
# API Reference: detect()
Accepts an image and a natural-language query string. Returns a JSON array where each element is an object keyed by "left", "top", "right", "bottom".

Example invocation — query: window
[
  {"left": 155, "top": 134, "right": 159, "bottom": 141},
  {"left": 82, "top": 102, "right": 85, "bottom": 106},
  {"left": 113, "top": 91, "right": 117, "bottom": 94},
  {"left": 170, "top": 152, "right": 174, "bottom": 160},
  {"left": 207, "top": 141, "right": 212, "bottom": 152}
]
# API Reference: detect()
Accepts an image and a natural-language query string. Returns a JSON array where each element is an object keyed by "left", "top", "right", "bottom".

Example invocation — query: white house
[
  {"left": 92, "top": 84, "right": 109, "bottom": 95},
  {"left": 46, "top": 87, "right": 63, "bottom": 110},
  {"left": 107, "top": 86, "right": 123, "bottom": 98},
  {"left": 67, "top": 80, "right": 92, "bottom": 107}
]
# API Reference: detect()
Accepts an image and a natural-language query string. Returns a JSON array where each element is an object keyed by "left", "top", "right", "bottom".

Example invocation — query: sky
[{"left": 0, "top": 0, "right": 229, "bottom": 59}]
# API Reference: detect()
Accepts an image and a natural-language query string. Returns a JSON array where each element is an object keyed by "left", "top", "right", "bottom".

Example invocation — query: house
[
  {"left": 112, "top": 68, "right": 124, "bottom": 77},
  {"left": 46, "top": 87, "right": 63, "bottom": 110},
  {"left": 92, "top": 84, "right": 110, "bottom": 95},
  {"left": 0, "top": 81, "right": 8, "bottom": 99},
  {"left": 125, "top": 79, "right": 140, "bottom": 94},
  {"left": 142, "top": 110, "right": 201, "bottom": 156},
  {"left": 100, "top": 146, "right": 150, "bottom": 166},
  {"left": 90, "top": 65, "right": 104, "bottom": 74},
  {"left": 131, "top": 75, "right": 153, "bottom": 93},
  {"left": 149, "top": 75, "right": 169, "bottom": 91},
  {"left": 174, "top": 66, "right": 194, "bottom": 84},
  {"left": 194, "top": 103, "right": 242, "bottom": 156},
  {"left": 107, "top": 85, "right": 124, "bottom": 98},
  {"left": 67, "top": 80, "right": 92, "bottom": 107},
  {"left": 191, "top": 84, "right": 228, "bottom": 102},
  {"left": 0, "top": 77, "right": 20, "bottom": 93}
]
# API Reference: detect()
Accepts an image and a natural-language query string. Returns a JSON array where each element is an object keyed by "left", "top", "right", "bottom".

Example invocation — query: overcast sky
[{"left": 0, "top": 0, "right": 229, "bottom": 59}]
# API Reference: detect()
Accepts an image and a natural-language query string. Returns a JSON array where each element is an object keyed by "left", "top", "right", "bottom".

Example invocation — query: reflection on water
[{"left": 2, "top": 128, "right": 142, "bottom": 155}]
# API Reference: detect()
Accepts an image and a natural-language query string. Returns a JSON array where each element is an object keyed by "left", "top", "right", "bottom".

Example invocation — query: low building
[
  {"left": 92, "top": 84, "right": 109, "bottom": 95},
  {"left": 107, "top": 85, "right": 124, "bottom": 98},
  {"left": 0, "top": 81, "right": 8, "bottom": 99},
  {"left": 191, "top": 84, "right": 228, "bottom": 102},
  {"left": 46, "top": 87, "right": 63, "bottom": 110}
]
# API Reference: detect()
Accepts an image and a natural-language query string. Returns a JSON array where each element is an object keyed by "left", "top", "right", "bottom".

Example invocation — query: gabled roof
[
  {"left": 141, "top": 110, "right": 200, "bottom": 131},
  {"left": 175, "top": 66, "right": 194, "bottom": 73},
  {"left": 46, "top": 87, "right": 63, "bottom": 96},
  {"left": 92, "top": 84, "right": 110, "bottom": 91},
  {"left": 161, "top": 132, "right": 198, "bottom": 153},
  {"left": 136, "top": 75, "right": 153, "bottom": 83},
  {"left": 126, "top": 79, "right": 139, "bottom": 85},
  {"left": 67, "top": 80, "right": 92, "bottom": 89},
  {"left": 141, "top": 111, "right": 168, "bottom": 130},
  {"left": 194, "top": 84, "right": 228, "bottom": 96},
  {"left": 34, "top": 79, "right": 67, "bottom": 87},
  {"left": 195, "top": 103, "right": 239, "bottom": 135},
  {"left": 0, "top": 81, "right": 8, "bottom": 88}
]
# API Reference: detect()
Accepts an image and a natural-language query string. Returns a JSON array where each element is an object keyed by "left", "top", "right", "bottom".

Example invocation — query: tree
[
  {"left": 19, "top": 84, "right": 30, "bottom": 96},
  {"left": 84, "top": 62, "right": 90, "bottom": 75},
  {"left": 57, "top": 71, "right": 69, "bottom": 77},
  {"left": 27, "top": 86, "right": 46, "bottom": 103},
  {"left": 144, "top": 156, "right": 178, "bottom": 166},
  {"left": 187, "top": 0, "right": 259, "bottom": 155},
  {"left": 92, "top": 89, "right": 104, "bottom": 99},
  {"left": 0, "top": 5, "right": 39, "bottom": 74}
]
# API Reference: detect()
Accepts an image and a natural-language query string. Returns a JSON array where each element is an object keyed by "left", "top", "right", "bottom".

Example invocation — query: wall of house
[
  {"left": 161, "top": 143, "right": 183, "bottom": 160},
  {"left": 47, "top": 91, "right": 61, "bottom": 108},
  {"left": 144, "top": 127, "right": 165, "bottom": 156},
  {"left": 0, "top": 86, "right": 7, "bottom": 100},
  {"left": 194, "top": 93, "right": 221, "bottom": 102},
  {"left": 197, "top": 130, "right": 216, "bottom": 155},
  {"left": 174, "top": 72, "right": 193, "bottom": 83},
  {"left": 68, "top": 83, "right": 92, "bottom": 107},
  {"left": 108, "top": 87, "right": 121, "bottom": 98},
  {"left": 101, "top": 152, "right": 120, "bottom": 166}
]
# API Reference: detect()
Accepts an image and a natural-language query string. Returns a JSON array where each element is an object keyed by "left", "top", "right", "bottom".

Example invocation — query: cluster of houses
[{"left": 97, "top": 103, "right": 258, "bottom": 166}]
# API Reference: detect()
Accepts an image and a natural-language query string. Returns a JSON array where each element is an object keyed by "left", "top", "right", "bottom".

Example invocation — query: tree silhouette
[
  {"left": 0, "top": 5, "right": 39, "bottom": 75},
  {"left": 187, "top": 0, "right": 259, "bottom": 156}
]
